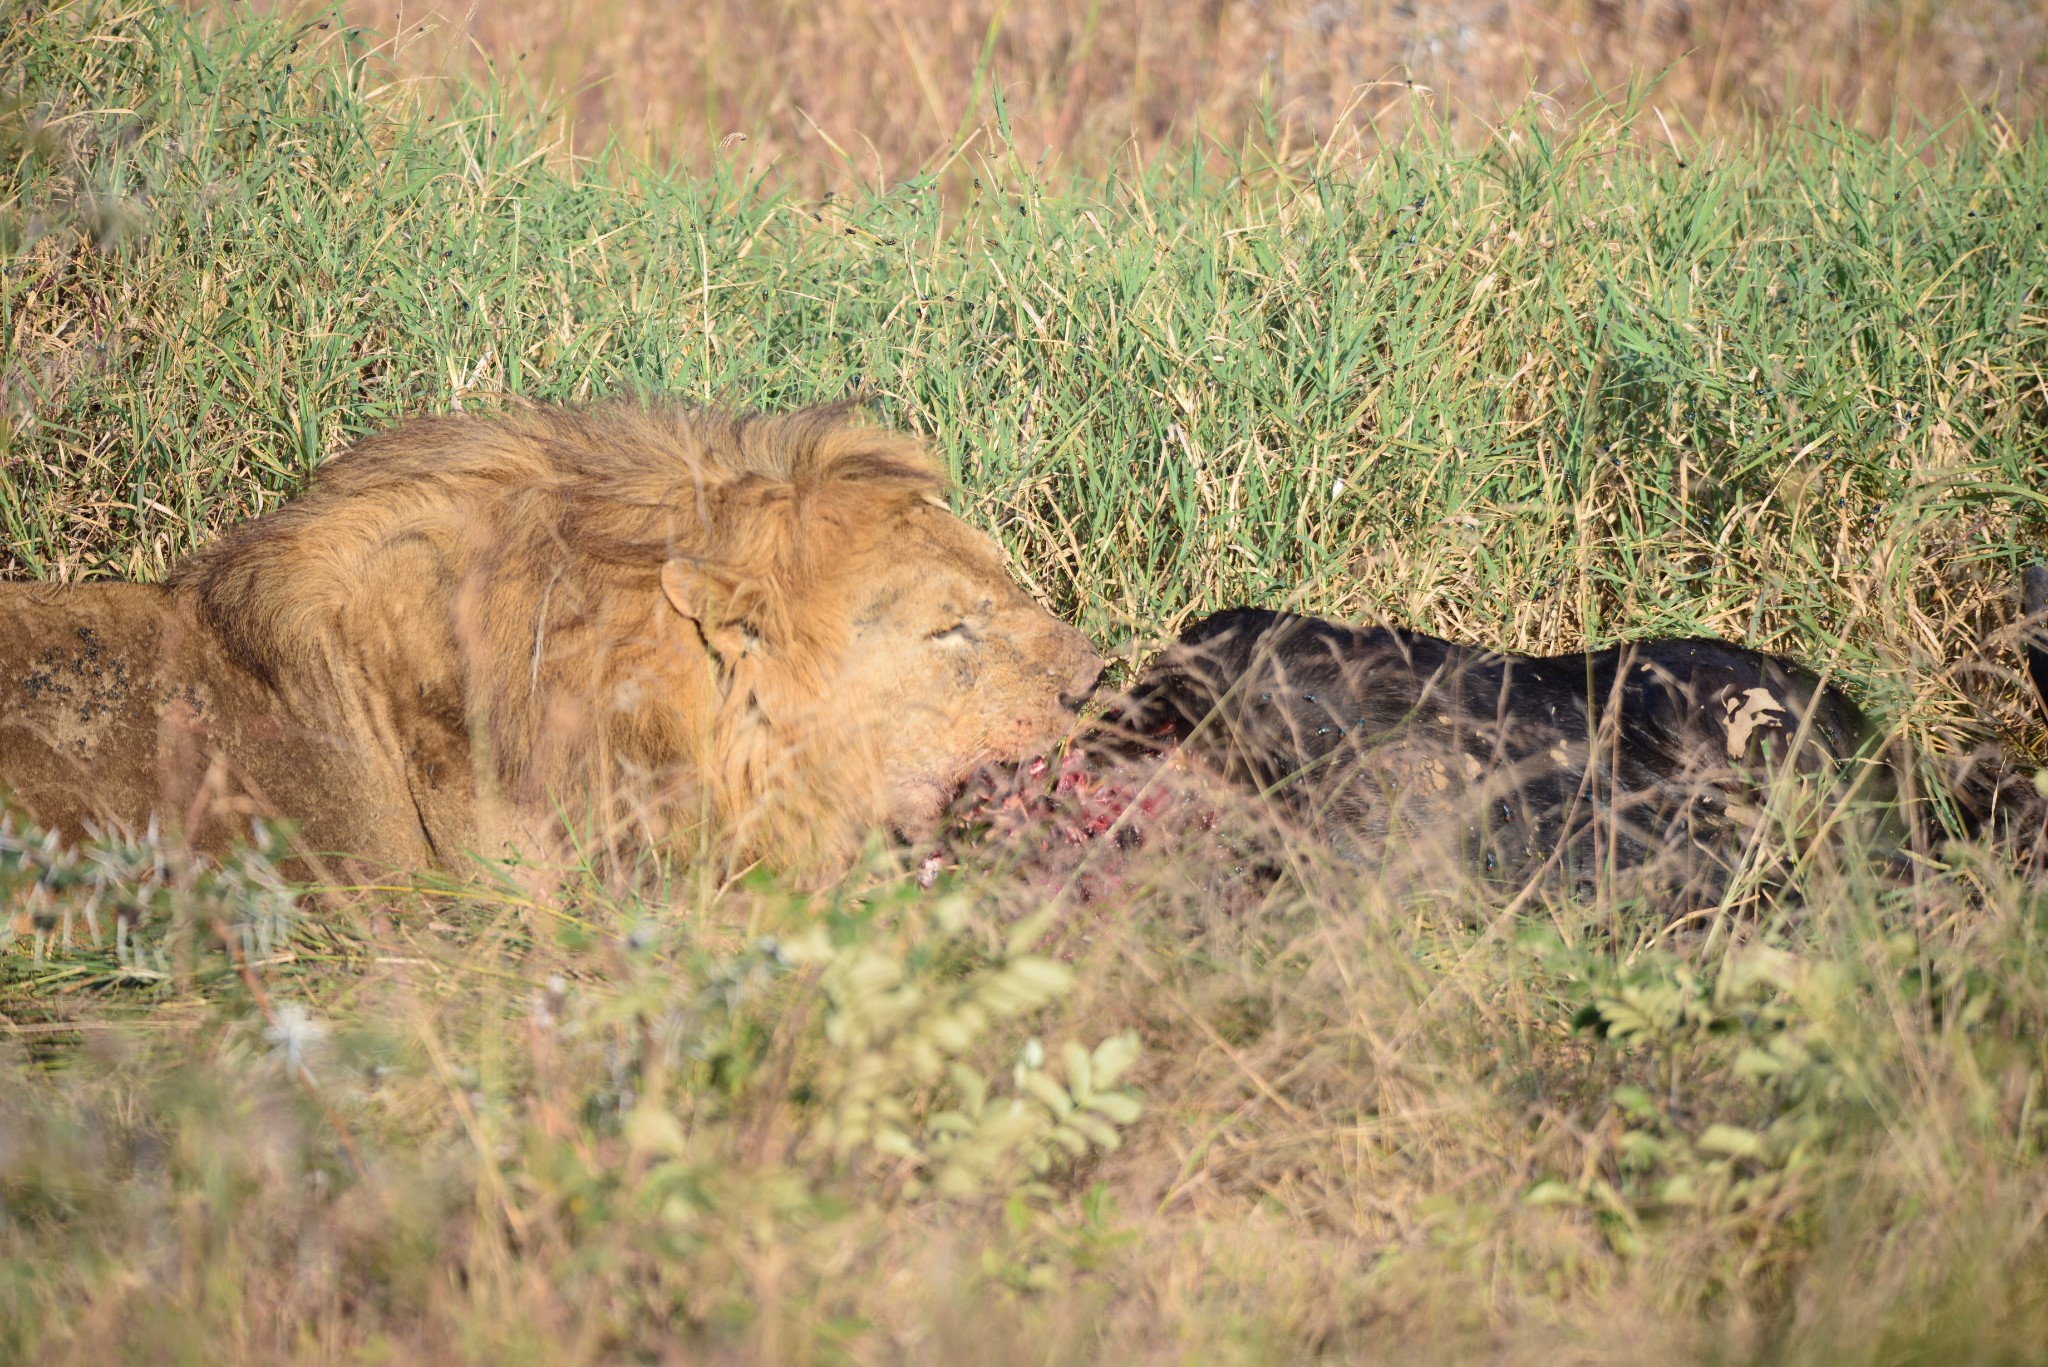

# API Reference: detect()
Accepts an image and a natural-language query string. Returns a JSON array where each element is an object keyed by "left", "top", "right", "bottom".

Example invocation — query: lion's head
[{"left": 173, "top": 402, "right": 1101, "bottom": 874}]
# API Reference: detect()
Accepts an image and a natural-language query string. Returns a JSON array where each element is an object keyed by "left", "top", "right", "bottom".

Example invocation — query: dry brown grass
[{"left": 259, "top": 0, "right": 2048, "bottom": 189}]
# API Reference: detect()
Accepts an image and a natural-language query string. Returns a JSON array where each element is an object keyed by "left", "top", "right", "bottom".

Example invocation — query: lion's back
[{"left": 0, "top": 582, "right": 194, "bottom": 837}]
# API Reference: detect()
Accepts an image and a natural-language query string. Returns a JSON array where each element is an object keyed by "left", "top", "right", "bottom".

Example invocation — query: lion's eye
[{"left": 929, "top": 622, "right": 974, "bottom": 644}]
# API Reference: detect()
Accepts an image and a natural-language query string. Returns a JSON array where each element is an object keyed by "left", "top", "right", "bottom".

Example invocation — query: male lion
[{"left": 0, "top": 403, "right": 1103, "bottom": 876}]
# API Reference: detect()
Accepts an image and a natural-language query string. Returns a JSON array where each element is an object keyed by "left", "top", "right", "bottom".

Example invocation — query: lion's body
[
  {"left": 1, "top": 404, "right": 1100, "bottom": 875},
  {"left": 0, "top": 581, "right": 447, "bottom": 865}
]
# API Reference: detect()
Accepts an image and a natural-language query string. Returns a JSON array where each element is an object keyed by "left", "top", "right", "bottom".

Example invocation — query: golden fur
[{"left": 1, "top": 403, "right": 1101, "bottom": 875}]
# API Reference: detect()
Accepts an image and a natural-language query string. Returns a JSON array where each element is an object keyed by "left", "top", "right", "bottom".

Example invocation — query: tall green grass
[
  {"left": 7, "top": 4, "right": 2044, "bottom": 673},
  {"left": 5, "top": 2, "right": 2048, "bottom": 1362}
]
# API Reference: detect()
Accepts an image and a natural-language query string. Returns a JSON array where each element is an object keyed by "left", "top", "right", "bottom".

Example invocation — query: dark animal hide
[{"left": 1120, "top": 581, "right": 2047, "bottom": 901}]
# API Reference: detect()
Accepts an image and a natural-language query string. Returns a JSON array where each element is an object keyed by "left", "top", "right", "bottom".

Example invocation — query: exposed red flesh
[{"left": 923, "top": 743, "right": 1214, "bottom": 894}]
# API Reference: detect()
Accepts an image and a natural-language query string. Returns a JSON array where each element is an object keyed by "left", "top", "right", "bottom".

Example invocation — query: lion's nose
[{"left": 1057, "top": 647, "right": 1104, "bottom": 713}]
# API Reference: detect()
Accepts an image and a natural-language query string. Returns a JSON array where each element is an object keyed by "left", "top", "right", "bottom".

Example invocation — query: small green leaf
[
  {"left": 1734, "top": 1048, "right": 1786, "bottom": 1079},
  {"left": 1612, "top": 1084, "right": 1658, "bottom": 1120},
  {"left": 1002, "top": 955, "right": 1076, "bottom": 1003},
  {"left": 1090, "top": 1031, "right": 1142, "bottom": 1088},
  {"left": 1617, "top": 1131, "right": 1668, "bottom": 1170},
  {"left": 1085, "top": 1092, "right": 1142, "bottom": 1125},
  {"left": 1046, "top": 1124, "right": 1090, "bottom": 1157},
  {"left": 1062, "top": 1040, "right": 1092, "bottom": 1097},
  {"left": 1067, "top": 1113, "right": 1123, "bottom": 1150},
  {"left": 1524, "top": 1178, "right": 1582, "bottom": 1207},
  {"left": 1021, "top": 1070, "right": 1075, "bottom": 1117},
  {"left": 872, "top": 1127, "right": 919, "bottom": 1160},
  {"left": 1697, "top": 1123, "right": 1764, "bottom": 1159},
  {"left": 947, "top": 1062, "right": 988, "bottom": 1116}
]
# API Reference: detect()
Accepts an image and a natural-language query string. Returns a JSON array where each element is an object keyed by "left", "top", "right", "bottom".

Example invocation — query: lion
[{"left": 0, "top": 402, "right": 1103, "bottom": 877}]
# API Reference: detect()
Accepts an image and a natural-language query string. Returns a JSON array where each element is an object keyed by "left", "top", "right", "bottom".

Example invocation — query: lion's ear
[{"left": 661, "top": 558, "right": 764, "bottom": 664}]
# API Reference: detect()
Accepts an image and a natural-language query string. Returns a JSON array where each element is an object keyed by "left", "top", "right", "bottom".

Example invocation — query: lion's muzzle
[{"left": 1055, "top": 630, "right": 1105, "bottom": 713}]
